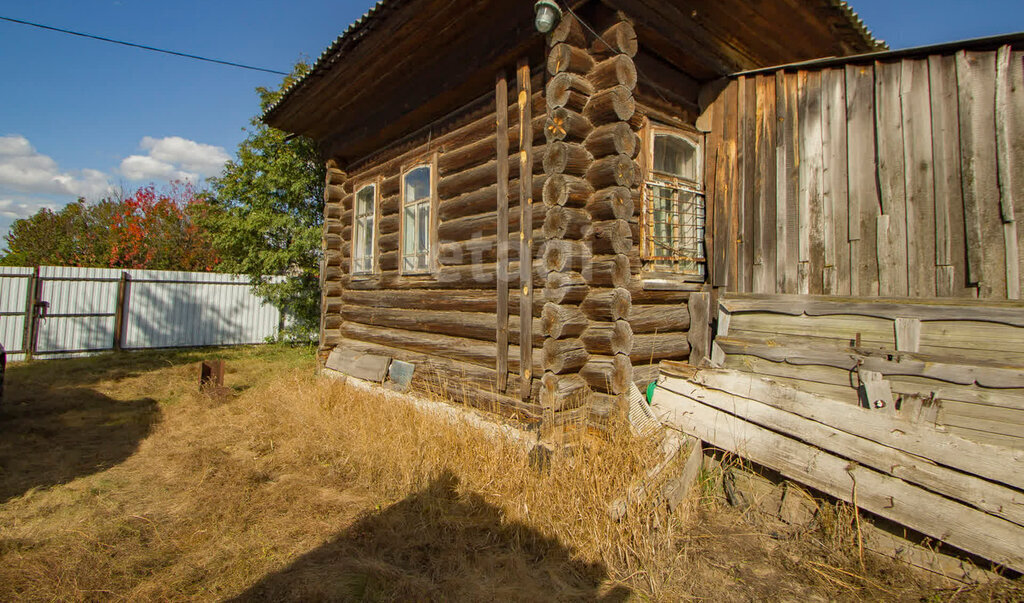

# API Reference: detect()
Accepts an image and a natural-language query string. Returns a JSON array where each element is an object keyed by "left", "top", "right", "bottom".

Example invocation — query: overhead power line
[{"left": 0, "top": 15, "right": 289, "bottom": 75}]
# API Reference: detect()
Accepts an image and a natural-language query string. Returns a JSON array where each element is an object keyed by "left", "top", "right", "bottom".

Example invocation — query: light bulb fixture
[{"left": 534, "top": 0, "right": 562, "bottom": 34}]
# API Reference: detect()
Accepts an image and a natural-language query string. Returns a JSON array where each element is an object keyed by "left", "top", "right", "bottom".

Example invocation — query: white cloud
[
  {"left": 119, "top": 136, "right": 229, "bottom": 182},
  {"left": 0, "top": 134, "right": 112, "bottom": 199},
  {"left": 0, "top": 197, "right": 58, "bottom": 220}
]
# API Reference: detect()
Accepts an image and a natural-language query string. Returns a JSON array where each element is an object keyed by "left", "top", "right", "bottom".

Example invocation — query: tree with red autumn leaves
[{"left": 1, "top": 182, "right": 221, "bottom": 271}]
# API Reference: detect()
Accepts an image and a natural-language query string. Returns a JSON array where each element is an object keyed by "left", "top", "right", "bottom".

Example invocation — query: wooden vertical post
[
  {"left": 113, "top": 271, "right": 130, "bottom": 351},
  {"left": 21, "top": 266, "right": 39, "bottom": 360},
  {"left": 517, "top": 59, "right": 534, "bottom": 400},
  {"left": 496, "top": 72, "right": 510, "bottom": 393}
]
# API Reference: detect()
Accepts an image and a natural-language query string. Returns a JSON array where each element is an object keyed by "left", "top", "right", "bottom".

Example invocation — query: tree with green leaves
[{"left": 204, "top": 63, "right": 326, "bottom": 339}]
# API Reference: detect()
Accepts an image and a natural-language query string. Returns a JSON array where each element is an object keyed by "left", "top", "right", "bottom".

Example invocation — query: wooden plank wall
[
  {"left": 715, "top": 293, "right": 1024, "bottom": 449},
  {"left": 706, "top": 46, "right": 1024, "bottom": 300}
]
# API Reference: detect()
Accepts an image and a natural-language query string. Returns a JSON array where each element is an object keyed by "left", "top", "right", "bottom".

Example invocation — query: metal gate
[{"left": 0, "top": 266, "right": 285, "bottom": 362}]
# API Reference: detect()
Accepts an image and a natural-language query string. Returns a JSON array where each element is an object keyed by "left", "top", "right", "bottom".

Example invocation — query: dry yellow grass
[{"left": 0, "top": 345, "right": 1019, "bottom": 601}]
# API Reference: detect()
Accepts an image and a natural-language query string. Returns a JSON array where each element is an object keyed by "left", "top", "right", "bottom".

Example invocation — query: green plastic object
[{"left": 646, "top": 380, "right": 657, "bottom": 404}]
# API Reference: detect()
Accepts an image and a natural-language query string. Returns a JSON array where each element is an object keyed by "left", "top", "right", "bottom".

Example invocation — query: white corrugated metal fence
[{"left": 0, "top": 266, "right": 284, "bottom": 362}]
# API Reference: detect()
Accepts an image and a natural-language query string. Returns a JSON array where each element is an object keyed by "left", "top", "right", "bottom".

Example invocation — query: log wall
[
  {"left": 321, "top": 73, "right": 553, "bottom": 421},
  {"left": 704, "top": 45, "right": 1024, "bottom": 301}
]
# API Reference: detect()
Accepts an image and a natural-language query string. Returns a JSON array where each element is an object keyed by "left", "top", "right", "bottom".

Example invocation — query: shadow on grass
[
  {"left": 0, "top": 382, "right": 159, "bottom": 503},
  {"left": 6, "top": 348, "right": 226, "bottom": 390},
  {"left": 234, "top": 470, "right": 630, "bottom": 602}
]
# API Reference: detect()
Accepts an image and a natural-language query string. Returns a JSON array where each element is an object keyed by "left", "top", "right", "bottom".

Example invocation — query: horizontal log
[
  {"left": 324, "top": 203, "right": 343, "bottom": 219},
  {"left": 379, "top": 250, "right": 398, "bottom": 272},
  {"left": 325, "top": 249, "right": 343, "bottom": 267},
  {"left": 339, "top": 322, "right": 541, "bottom": 375},
  {"left": 343, "top": 260, "right": 546, "bottom": 290},
  {"left": 437, "top": 114, "right": 545, "bottom": 176},
  {"left": 540, "top": 372, "right": 591, "bottom": 411},
  {"left": 583, "top": 254, "right": 632, "bottom": 288},
  {"left": 380, "top": 194, "right": 399, "bottom": 216},
  {"left": 586, "top": 154, "right": 640, "bottom": 189},
  {"left": 545, "top": 107, "right": 593, "bottom": 143},
  {"left": 326, "top": 184, "right": 345, "bottom": 202},
  {"left": 584, "top": 86, "right": 635, "bottom": 124},
  {"left": 585, "top": 187, "right": 635, "bottom": 221},
  {"left": 430, "top": 378, "right": 544, "bottom": 418},
  {"left": 379, "top": 232, "right": 397, "bottom": 253},
  {"left": 588, "top": 54, "right": 638, "bottom": 91},
  {"left": 624, "top": 282, "right": 694, "bottom": 304},
  {"left": 381, "top": 173, "right": 400, "bottom": 198},
  {"left": 580, "top": 354, "right": 633, "bottom": 394},
  {"left": 438, "top": 229, "right": 543, "bottom": 265},
  {"left": 591, "top": 20, "right": 637, "bottom": 58},
  {"left": 379, "top": 213, "right": 399, "bottom": 235},
  {"left": 543, "top": 174, "right": 593, "bottom": 208},
  {"left": 546, "top": 73, "right": 594, "bottom": 112},
  {"left": 543, "top": 206, "right": 591, "bottom": 240},
  {"left": 326, "top": 166, "right": 346, "bottom": 186},
  {"left": 341, "top": 306, "right": 542, "bottom": 346},
  {"left": 334, "top": 337, "right": 500, "bottom": 392},
  {"left": 543, "top": 141, "right": 592, "bottom": 177},
  {"left": 629, "top": 304, "right": 691, "bottom": 333},
  {"left": 545, "top": 271, "right": 589, "bottom": 305},
  {"left": 544, "top": 239, "right": 593, "bottom": 273},
  {"left": 437, "top": 145, "right": 544, "bottom": 199},
  {"left": 550, "top": 13, "right": 586, "bottom": 47},
  {"left": 632, "top": 362, "right": 660, "bottom": 388},
  {"left": 438, "top": 202, "right": 545, "bottom": 241},
  {"left": 630, "top": 332, "right": 690, "bottom": 362},
  {"left": 582, "top": 321, "right": 633, "bottom": 356},
  {"left": 585, "top": 219, "right": 633, "bottom": 255},
  {"left": 543, "top": 338, "right": 590, "bottom": 374},
  {"left": 542, "top": 302, "right": 589, "bottom": 339},
  {"left": 437, "top": 176, "right": 544, "bottom": 222},
  {"left": 585, "top": 122, "right": 639, "bottom": 159},
  {"left": 341, "top": 288, "right": 544, "bottom": 317},
  {"left": 547, "top": 42, "right": 595, "bottom": 76},
  {"left": 581, "top": 287, "right": 632, "bottom": 321}
]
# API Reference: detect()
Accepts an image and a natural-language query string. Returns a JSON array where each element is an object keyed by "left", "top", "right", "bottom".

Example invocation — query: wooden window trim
[
  {"left": 397, "top": 153, "right": 439, "bottom": 277},
  {"left": 350, "top": 178, "right": 381, "bottom": 277},
  {"left": 640, "top": 122, "right": 706, "bottom": 281}
]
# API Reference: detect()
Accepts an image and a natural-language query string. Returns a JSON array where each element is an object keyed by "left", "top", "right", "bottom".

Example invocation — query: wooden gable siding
[{"left": 704, "top": 47, "right": 1024, "bottom": 300}]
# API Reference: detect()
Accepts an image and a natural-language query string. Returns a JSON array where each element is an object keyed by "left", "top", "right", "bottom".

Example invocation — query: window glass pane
[
  {"left": 404, "top": 166, "right": 430, "bottom": 203},
  {"left": 417, "top": 201, "right": 430, "bottom": 254},
  {"left": 403, "top": 204, "right": 416, "bottom": 258},
  {"left": 653, "top": 135, "right": 697, "bottom": 181},
  {"left": 356, "top": 184, "right": 375, "bottom": 216}
]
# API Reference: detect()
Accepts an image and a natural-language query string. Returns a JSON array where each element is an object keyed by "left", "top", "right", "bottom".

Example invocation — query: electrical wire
[{"left": 0, "top": 14, "right": 289, "bottom": 75}]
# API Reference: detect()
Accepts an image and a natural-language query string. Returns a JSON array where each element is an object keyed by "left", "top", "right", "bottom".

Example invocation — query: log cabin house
[{"left": 264, "top": 0, "right": 1024, "bottom": 439}]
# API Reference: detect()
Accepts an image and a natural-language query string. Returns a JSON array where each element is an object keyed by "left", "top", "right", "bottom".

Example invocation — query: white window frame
[
  {"left": 640, "top": 125, "right": 706, "bottom": 278},
  {"left": 351, "top": 182, "right": 378, "bottom": 275},
  {"left": 399, "top": 161, "right": 436, "bottom": 275}
]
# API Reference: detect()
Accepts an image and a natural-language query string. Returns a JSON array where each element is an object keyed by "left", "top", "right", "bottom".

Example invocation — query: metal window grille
[{"left": 641, "top": 177, "right": 706, "bottom": 277}]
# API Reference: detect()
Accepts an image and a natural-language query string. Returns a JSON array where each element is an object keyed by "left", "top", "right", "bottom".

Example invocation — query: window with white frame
[
  {"left": 641, "top": 129, "right": 705, "bottom": 277},
  {"left": 352, "top": 183, "right": 376, "bottom": 274},
  {"left": 401, "top": 165, "right": 432, "bottom": 273}
]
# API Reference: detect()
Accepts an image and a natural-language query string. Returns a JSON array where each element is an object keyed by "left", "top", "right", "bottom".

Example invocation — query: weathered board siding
[
  {"left": 706, "top": 46, "right": 1024, "bottom": 300},
  {"left": 715, "top": 293, "right": 1024, "bottom": 449}
]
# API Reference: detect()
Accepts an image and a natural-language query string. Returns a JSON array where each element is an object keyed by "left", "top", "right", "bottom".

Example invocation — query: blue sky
[{"left": 0, "top": 0, "right": 1021, "bottom": 240}]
